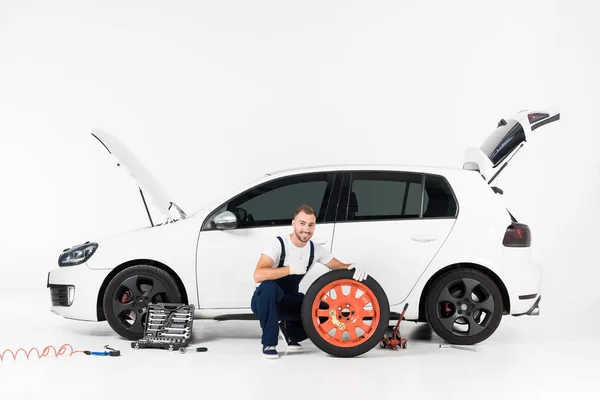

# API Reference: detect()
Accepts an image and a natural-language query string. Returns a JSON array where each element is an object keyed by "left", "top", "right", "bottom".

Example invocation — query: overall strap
[
  {"left": 276, "top": 236, "right": 286, "bottom": 268},
  {"left": 307, "top": 240, "right": 314, "bottom": 271}
]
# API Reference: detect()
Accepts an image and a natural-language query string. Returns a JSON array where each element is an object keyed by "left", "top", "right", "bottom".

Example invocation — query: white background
[{"left": 0, "top": 0, "right": 598, "bottom": 398}]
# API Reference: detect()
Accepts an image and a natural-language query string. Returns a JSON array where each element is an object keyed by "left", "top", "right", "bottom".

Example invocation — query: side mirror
[
  {"left": 213, "top": 211, "right": 238, "bottom": 230},
  {"left": 491, "top": 186, "right": 504, "bottom": 195}
]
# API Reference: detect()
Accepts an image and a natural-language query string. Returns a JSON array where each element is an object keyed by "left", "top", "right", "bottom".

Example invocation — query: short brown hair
[{"left": 294, "top": 205, "right": 315, "bottom": 218}]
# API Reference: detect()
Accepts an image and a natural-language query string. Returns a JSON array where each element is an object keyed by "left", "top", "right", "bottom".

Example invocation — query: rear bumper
[
  {"left": 512, "top": 295, "right": 541, "bottom": 317},
  {"left": 493, "top": 247, "right": 542, "bottom": 315}
]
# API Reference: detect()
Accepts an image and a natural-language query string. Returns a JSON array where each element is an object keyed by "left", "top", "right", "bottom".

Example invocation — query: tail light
[{"left": 503, "top": 223, "right": 531, "bottom": 247}]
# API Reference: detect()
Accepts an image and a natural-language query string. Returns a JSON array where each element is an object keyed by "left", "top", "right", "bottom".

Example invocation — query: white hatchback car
[{"left": 47, "top": 108, "right": 559, "bottom": 356}]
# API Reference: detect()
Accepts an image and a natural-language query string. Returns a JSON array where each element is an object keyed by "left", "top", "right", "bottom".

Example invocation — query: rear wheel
[
  {"left": 102, "top": 265, "right": 182, "bottom": 340},
  {"left": 301, "top": 269, "right": 390, "bottom": 357},
  {"left": 425, "top": 269, "right": 503, "bottom": 345}
]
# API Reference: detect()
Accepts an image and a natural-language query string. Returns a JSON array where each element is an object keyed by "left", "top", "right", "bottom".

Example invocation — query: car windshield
[{"left": 480, "top": 119, "right": 526, "bottom": 166}]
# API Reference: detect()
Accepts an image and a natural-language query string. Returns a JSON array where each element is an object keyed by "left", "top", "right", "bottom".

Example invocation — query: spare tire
[{"left": 301, "top": 269, "right": 390, "bottom": 358}]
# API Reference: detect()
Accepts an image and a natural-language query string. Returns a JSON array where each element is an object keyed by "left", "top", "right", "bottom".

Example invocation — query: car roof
[{"left": 265, "top": 163, "right": 466, "bottom": 177}]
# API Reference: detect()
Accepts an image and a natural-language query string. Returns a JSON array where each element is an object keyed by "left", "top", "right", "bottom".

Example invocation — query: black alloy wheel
[
  {"left": 425, "top": 269, "right": 503, "bottom": 345},
  {"left": 103, "top": 265, "right": 182, "bottom": 340}
]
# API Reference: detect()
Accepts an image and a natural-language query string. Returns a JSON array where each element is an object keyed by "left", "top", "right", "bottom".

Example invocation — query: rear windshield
[{"left": 480, "top": 119, "right": 526, "bottom": 166}]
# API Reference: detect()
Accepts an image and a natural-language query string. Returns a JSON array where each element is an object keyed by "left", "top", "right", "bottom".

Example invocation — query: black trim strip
[
  {"left": 91, "top": 132, "right": 112, "bottom": 154},
  {"left": 419, "top": 174, "right": 425, "bottom": 218},
  {"left": 518, "top": 293, "right": 538, "bottom": 300},
  {"left": 139, "top": 187, "right": 154, "bottom": 227},
  {"left": 512, "top": 295, "right": 541, "bottom": 316},
  {"left": 531, "top": 113, "right": 560, "bottom": 131},
  {"left": 323, "top": 172, "right": 342, "bottom": 223}
]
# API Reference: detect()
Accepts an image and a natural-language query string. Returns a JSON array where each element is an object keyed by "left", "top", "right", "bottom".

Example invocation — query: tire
[
  {"left": 425, "top": 269, "right": 503, "bottom": 345},
  {"left": 301, "top": 269, "right": 390, "bottom": 358},
  {"left": 102, "top": 265, "right": 182, "bottom": 340}
]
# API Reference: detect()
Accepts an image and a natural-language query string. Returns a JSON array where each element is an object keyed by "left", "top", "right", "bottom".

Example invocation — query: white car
[{"left": 47, "top": 107, "right": 559, "bottom": 356}]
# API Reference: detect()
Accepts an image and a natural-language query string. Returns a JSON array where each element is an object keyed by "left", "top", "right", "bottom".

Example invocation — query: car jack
[{"left": 380, "top": 303, "right": 409, "bottom": 350}]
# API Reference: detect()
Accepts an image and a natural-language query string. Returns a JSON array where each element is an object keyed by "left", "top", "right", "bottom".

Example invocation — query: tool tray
[{"left": 131, "top": 303, "right": 195, "bottom": 351}]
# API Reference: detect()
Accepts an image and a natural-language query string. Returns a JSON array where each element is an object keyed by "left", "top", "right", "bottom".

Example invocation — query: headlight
[{"left": 58, "top": 242, "right": 98, "bottom": 266}]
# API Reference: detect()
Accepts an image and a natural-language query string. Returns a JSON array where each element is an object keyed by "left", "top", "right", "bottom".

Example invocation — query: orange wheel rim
[{"left": 311, "top": 279, "right": 381, "bottom": 347}]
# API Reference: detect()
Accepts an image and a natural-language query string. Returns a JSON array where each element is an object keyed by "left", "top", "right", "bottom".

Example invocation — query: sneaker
[
  {"left": 262, "top": 345, "right": 278, "bottom": 359},
  {"left": 279, "top": 321, "right": 302, "bottom": 352}
]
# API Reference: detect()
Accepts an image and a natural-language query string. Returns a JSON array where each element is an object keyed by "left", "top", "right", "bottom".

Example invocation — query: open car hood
[
  {"left": 91, "top": 129, "right": 186, "bottom": 224},
  {"left": 463, "top": 107, "right": 560, "bottom": 184}
]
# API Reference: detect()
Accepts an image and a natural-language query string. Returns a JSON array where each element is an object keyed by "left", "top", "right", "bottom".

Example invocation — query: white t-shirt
[{"left": 262, "top": 234, "right": 333, "bottom": 272}]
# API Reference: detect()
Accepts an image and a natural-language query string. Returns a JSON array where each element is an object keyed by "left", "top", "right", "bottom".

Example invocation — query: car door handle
[{"left": 411, "top": 234, "right": 438, "bottom": 242}]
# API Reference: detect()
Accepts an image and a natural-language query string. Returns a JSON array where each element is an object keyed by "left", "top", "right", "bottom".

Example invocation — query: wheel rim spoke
[
  {"left": 437, "top": 285, "right": 456, "bottom": 304},
  {"left": 129, "top": 313, "right": 145, "bottom": 335},
  {"left": 318, "top": 320, "right": 336, "bottom": 334},
  {"left": 474, "top": 295, "right": 494, "bottom": 312},
  {"left": 120, "top": 276, "right": 143, "bottom": 298},
  {"left": 466, "top": 316, "right": 486, "bottom": 335},
  {"left": 145, "top": 278, "right": 169, "bottom": 301},
  {"left": 357, "top": 292, "right": 371, "bottom": 307},
  {"left": 439, "top": 315, "right": 457, "bottom": 332},
  {"left": 346, "top": 285, "right": 358, "bottom": 299},
  {"left": 316, "top": 309, "right": 330, "bottom": 318},
  {"left": 462, "top": 278, "right": 480, "bottom": 299},
  {"left": 347, "top": 327, "right": 358, "bottom": 341},
  {"left": 333, "top": 328, "right": 344, "bottom": 341},
  {"left": 357, "top": 321, "right": 372, "bottom": 333},
  {"left": 112, "top": 299, "right": 132, "bottom": 316}
]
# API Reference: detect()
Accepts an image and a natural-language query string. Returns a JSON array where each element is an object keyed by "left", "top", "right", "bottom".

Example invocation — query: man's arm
[
  {"left": 253, "top": 254, "right": 292, "bottom": 283},
  {"left": 324, "top": 257, "right": 352, "bottom": 270}
]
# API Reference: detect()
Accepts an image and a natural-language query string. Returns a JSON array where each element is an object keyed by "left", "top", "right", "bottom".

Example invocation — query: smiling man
[{"left": 251, "top": 205, "right": 368, "bottom": 359}]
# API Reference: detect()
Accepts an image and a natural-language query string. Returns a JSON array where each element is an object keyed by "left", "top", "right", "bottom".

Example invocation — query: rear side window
[
  {"left": 346, "top": 171, "right": 423, "bottom": 221},
  {"left": 422, "top": 175, "right": 457, "bottom": 218}
]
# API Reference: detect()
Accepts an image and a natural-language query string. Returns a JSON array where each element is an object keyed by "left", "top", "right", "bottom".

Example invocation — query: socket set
[{"left": 131, "top": 303, "right": 195, "bottom": 351}]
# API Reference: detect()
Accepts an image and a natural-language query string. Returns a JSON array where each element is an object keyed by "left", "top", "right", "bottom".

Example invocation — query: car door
[
  {"left": 195, "top": 171, "right": 341, "bottom": 309},
  {"left": 329, "top": 171, "right": 457, "bottom": 306}
]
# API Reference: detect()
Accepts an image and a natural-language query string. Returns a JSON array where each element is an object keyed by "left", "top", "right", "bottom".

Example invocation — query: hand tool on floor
[
  {"left": 178, "top": 346, "right": 208, "bottom": 354},
  {"left": 439, "top": 344, "right": 477, "bottom": 352},
  {"left": 84, "top": 345, "right": 121, "bottom": 356}
]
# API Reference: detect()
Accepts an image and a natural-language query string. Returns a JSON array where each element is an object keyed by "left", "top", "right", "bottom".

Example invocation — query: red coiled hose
[{"left": 0, "top": 344, "right": 84, "bottom": 361}]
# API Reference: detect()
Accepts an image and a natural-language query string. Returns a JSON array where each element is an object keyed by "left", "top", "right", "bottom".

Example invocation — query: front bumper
[{"left": 47, "top": 264, "right": 111, "bottom": 321}]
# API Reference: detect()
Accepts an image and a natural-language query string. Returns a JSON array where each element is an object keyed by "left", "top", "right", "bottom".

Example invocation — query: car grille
[{"left": 49, "top": 284, "right": 70, "bottom": 306}]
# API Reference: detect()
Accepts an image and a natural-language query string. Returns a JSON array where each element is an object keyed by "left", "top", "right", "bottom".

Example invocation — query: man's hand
[
  {"left": 288, "top": 262, "right": 307, "bottom": 275},
  {"left": 348, "top": 264, "right": 368, "bottom": 282}
]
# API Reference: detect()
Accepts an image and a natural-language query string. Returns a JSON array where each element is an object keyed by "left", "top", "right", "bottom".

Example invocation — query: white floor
[{"left": 1, "top": 288, "right": 598, "bottom": 399}]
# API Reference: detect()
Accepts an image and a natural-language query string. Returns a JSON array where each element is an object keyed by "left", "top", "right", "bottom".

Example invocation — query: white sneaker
[
  {"left": 279, "top": 323, "right": 303, "bottom": 352},
  {"left": 262, "top": 345, "right": 278, "bottom": 359}
]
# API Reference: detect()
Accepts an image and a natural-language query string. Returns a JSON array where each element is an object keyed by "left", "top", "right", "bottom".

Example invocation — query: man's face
[{"left": 292, "top": 211, "right": 316, "bottom": 243}]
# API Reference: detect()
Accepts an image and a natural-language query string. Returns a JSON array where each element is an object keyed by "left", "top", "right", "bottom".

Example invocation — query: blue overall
[{"left": 250, "top": 236, "right": 315, "bottom": 347}]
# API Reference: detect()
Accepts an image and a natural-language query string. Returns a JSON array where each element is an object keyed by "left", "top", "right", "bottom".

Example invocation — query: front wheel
[
  {"left": 425, "top": 269, "right": 503, "bottom": 345},
  {"left": 102, "top": 265, "right": 182, "bottom": 340},
  {"left": 301, "top": 269, "right": 390, "bottom": 358}
]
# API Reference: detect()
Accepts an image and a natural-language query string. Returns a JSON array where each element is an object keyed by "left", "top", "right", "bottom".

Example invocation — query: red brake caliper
[
  {"left": 121, "top": 290, "right": 132, "bottom": 303},
  {"left": 443, "top": 302, "right": 452, "bottom": 313}
]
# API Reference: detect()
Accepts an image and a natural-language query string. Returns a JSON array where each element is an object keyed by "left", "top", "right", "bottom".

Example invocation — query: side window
[
  {"left": 422, "top": 175, "right": 457, "bottom": 218},
  {"left": 205, "top": 172, "right": 336, "bottom": 229},
  {"left": 346, "top": 171, "right": 423, "bottom": 221}
]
